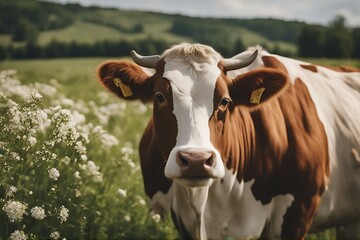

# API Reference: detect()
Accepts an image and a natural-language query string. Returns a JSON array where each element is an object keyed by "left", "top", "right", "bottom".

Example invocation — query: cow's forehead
[{"left": 163, "top": 57, "right": 222, "bottom": 98}]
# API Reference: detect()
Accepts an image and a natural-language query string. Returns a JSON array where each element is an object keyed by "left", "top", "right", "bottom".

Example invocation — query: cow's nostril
[
  {"left": 205, "top": 156, "right": 214, "bottom": 167},
  {"left": 178, "top": 155, "right": 189, "bottom": 167}
]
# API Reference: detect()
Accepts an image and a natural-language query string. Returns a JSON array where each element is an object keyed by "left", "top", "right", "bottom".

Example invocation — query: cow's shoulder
[{"left": 230, "top": 53, "right": 329, "bottom": 198}]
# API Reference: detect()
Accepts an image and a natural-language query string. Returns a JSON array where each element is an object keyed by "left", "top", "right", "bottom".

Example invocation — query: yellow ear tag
[
  {"left": 113, "top": 78, "right": 133, "bottom": 97},
  {"left": 250, "top": 87, "right": 265, "bottom": 104}
]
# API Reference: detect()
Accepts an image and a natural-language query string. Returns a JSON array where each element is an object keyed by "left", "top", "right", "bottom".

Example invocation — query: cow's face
[
  {"left": 97, "top": 43, "right": 288, "bottom": 187},
  {"left": 161, "top": 53, "right": 226, "bottom": 187}
]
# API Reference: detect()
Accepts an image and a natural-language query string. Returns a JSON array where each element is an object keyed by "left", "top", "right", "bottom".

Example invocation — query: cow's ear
[
  {"left": 230, "top": 68, "right": 289, "bottom": 108},
  {"left": 97, "top": 60, "right": 153, "bottom": 102}
]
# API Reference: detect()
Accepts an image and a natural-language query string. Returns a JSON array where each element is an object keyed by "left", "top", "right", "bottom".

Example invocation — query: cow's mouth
[{"left": 175, "top": 177, "right": 214, "bottom": 187}]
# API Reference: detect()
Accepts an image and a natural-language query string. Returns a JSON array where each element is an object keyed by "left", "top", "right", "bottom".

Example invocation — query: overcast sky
[{"left": 49, "top": 0, "right": 360, "bottom": 27}]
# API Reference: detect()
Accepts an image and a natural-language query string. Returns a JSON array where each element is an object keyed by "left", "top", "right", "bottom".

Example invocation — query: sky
[{"left": 49, "top": 0, "right": 360, "bottom": 27}]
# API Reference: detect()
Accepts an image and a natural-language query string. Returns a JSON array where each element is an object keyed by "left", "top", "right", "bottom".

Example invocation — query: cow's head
[{"left": 97, "top": 43, "right": 288, "bottom": 187}]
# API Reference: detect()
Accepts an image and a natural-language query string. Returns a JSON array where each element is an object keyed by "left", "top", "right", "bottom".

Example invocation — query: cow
[{"left": 97, "top": 43, "right": 360, "bottom": 240}]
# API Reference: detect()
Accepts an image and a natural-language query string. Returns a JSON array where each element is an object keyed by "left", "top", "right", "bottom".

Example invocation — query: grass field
[
  {"left": 0, "top": 56, "right": 358, "bottom": 239},
  {"left": 0, "top": 57, "right": 177, "bottom": 239}
]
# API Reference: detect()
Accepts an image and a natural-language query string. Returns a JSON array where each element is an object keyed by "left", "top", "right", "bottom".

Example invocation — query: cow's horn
[
  {"left": 131, "top": 50, "right": 161, "bottom": 68},
  {"left": 222, "top": 50, "right": 258, "bottom": 72}
]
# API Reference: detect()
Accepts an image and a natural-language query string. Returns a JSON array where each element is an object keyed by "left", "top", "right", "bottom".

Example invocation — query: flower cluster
[
  {"left": 0, "top": 70, "right": 120, "bottom": 239},
  {"left": 0, "top": 69, "right": 175, "bottom": 239},
  {"left": 2, "top": 201, "right": 27, "bottom": 222}
]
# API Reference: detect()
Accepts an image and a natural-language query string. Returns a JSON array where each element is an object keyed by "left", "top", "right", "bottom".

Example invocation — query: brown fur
[
  {"left": 300, "top": 64, "right": 318, "bottom": 73},
  {"left": 209, "top": 56, "right": 329, "bottom": 239}
]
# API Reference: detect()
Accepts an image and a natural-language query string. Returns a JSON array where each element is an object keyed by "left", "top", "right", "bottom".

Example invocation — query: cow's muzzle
[{"left": 176, "top": 149, "right": 216, "bottom": 178}]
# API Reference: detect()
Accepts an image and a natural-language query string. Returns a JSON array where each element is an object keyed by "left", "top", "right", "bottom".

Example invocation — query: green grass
[
  {"left": 37, "top": 20, "right": 125, "bottom": 46},
  {"left": 302, "top": 58, "right": 360, "bottom": 68},
  {"left": 0, "top": 57, "right": 110, "bottom": 100}
]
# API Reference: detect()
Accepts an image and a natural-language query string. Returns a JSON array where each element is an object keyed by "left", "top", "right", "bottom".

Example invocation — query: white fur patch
[
  {"left": 163, "top": 57, "right": 225, "bottom": 179},
  {"left": 169, "top": 169, "right": 294, "bottom": 239}
]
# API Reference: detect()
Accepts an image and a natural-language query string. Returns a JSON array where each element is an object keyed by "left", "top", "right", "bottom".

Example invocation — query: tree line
[
  {"left": 0, "top": 38, "right": 171, "bottom": 60},
  {"left": 0, "top": 0, "right": 75, "bottom": 41},
  {"left": 298, "top": 16, "right": 360, "bottom": 58}
]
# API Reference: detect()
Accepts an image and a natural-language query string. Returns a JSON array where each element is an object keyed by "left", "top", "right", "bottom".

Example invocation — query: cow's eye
[
  {"left": 219, "top": 97, "right": 231, "bottom": 108},
  {"left": 154, "top": 92, "right": 165, "bottom": 104}
]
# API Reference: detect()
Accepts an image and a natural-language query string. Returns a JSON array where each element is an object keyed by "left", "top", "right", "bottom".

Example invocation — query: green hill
[{"left": 0, "top": 0, "right": 314, "bottom": 56}]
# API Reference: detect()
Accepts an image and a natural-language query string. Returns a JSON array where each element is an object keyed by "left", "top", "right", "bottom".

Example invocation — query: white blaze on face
[{"left": 163, "top": 57, "right": 225, "bottom": 179}]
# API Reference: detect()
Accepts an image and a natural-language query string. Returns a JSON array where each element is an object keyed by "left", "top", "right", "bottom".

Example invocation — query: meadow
[
  {"left": 0, "top": 56, "right": 359, "bottom": 239},
  {"left": 0, "top": 57, "right": 178, "bottom": 239}
]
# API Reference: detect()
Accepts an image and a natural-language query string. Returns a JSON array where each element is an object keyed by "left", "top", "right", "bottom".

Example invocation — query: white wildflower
[
  {"left": 74, "top": 171, "right": 81, "bottom": 179},
  {"left": 75, "top": 141, "right": 86, "bottom": 155},
  {"left": 30, "top": 206, "right": 46, "bottom": 220},
  {"left": 27, "top": 91, "right": 43, "bottom": 103},
  {"left": 71, "top": 110, "right": 85, "bottom": 125},
  {"left": 86, "top": 161, "right": 99, "bottom": 175},
  {"left": 117, "top": 188, "right": 127, "bottom": 198},
  {"left": 49, "top": 78, "right": 58, "bottom": 86},
  {"left": 5, "top": 186, "right": 17, "bottom": 197},
  {"left": 121, "top": 145, "right": 134, "bottom": 155},
  {"left": 92, "top": 174, "right": 103, "bottom": 182},
  {"left": 2, "top": 200, "right": 27, "bottom": 222},
  {"left": 58, "top": 206, "right": 69, "bottom": 223},
  {"left": 50, "top": 231, "right": 60, "bottom": 240},
  {"left": 48, "top": 168, "right": 60, "bottom": 181},
  {"left": 124, "top": 214, "right": 131, "bottom": 222},
  {"left": 60, "top": 156, "right": 71, "bottom": 165},
  {"left": 152, "top": 213, "right": 161, "bottom": 223},
  {"left": 10, "top": 152, "right": 21, "bottom": 161},
  {"left": 86, "top": 161, "right": 103, "bottom": 182},
  {"left": 52, "top": 109, "right": 79, "bottom": 143},
  {"left": 80, "top": 154, "right": 87, "bottom": 161},
  {"left": 10, "top": 230, "right": 27, "bottom": 240},
  {"left": 99, "top": 133, "right": 119, "bottom": 149},
  {"left": 60, "top": 97, "right": 75, "bottom": 107},
  {"left": 8, "top": 105, "right": 22, "bottom": 128},
  {"left": 75, "top": 189, "right": 81, "bottom": 197},
  {"left": 127, "top": 160, "right": 136, "bottom": 168},
  {"left": 34, "top": 82, "right": 57, "bottom": 97},
  {"left": 136, "top": 103, "right": 148, "bottom": 113},
  {"left": 28, "top": 136, "right": 37, "bottom": 147},
  {"left": 138, "top": 198, "right": 146, "bottom": 206},
  {"left": 34, "top": 109, "right": 48, "bottom": 128}
]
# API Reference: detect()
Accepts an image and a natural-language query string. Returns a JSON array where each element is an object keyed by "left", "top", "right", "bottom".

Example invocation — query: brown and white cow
[{"left": 97, "top": 43, "right": 360, "bottom": 240}]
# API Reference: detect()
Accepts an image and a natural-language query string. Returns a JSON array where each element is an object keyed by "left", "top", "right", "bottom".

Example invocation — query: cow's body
[{"left": 97, "top": 43, "right": 360, "bottom": 239}]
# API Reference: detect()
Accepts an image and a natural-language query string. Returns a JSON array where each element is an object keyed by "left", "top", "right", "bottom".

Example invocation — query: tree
[
  {"left": 12, "top": 19, "right": 39, "bottom": 44},
  {"left": 297, "top": 25, "right": 325, "bottom": 57},
  {"left": 324, "top": 15, "right": 353, "bottom": 58},
  {"left": 0, "top": 45, "right": 7, "bottom": 60},
  {"left": 232, "top": 38, "right": 246, "bottom": 55},
  {"left": 132, "top": 23, "right": 144, "bottom": 33},
  {"left": 352, "top": 28, "right": 360, "bottom": 58}
]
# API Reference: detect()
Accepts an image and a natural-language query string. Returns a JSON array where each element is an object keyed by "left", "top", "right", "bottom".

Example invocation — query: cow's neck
[
  {"left": 220, "top": 107, "right": 257, "bottom": 181},
  {"left": 172, "top": 182, "right": 209, "bottom": 240}
]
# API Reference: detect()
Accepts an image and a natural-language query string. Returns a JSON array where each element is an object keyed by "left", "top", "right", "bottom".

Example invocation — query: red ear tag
[{"left": 113, "top": 78, "right": 133, "bottom": 97}]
